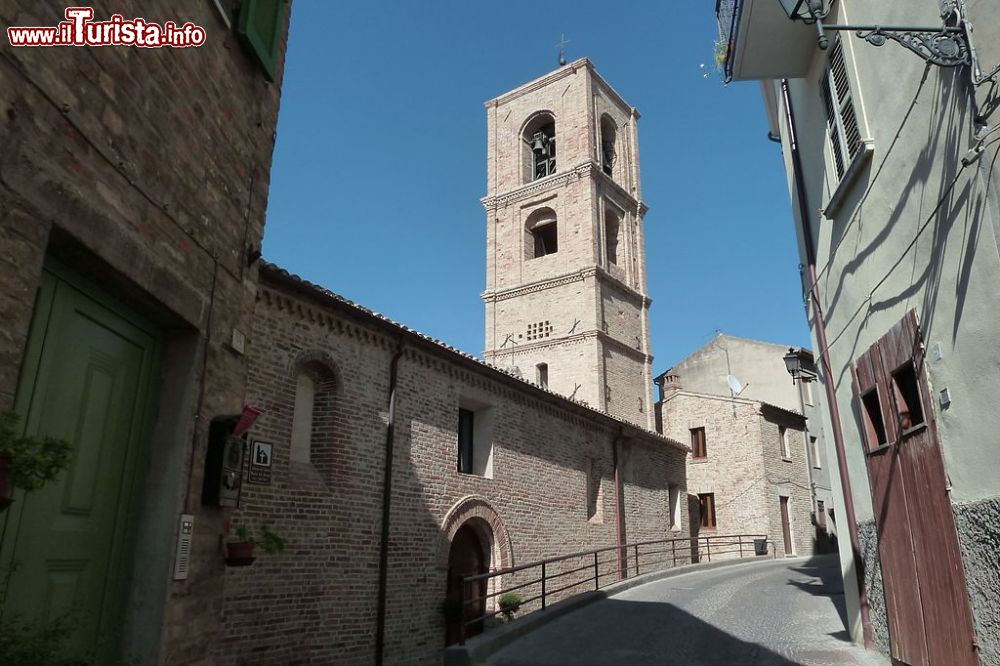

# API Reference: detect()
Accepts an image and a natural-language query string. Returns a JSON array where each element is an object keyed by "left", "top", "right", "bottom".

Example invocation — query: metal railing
[{"left": 456, "top": 533, "right": 768, "bottom": 644}]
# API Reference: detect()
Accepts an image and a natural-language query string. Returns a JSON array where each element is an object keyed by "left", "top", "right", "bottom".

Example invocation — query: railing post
[
  {"left": 739, "top": 536, "right": 744, "bottom": 558},
  {"left": 634, "top": 544, "right": 639, "bottom": 577},
  {"left": 672, "top": 539, "right": 677, "bottom": 567},
  {"left": 594, "top": 552, "right": 600, "bottom": 590},
  {"left": 541, "top": 562, "right": 546, "bottom": 610},
  {"left": 458, "top": 578, "right": 466, "bottom": 645},
  {"left": 707, "top": 537, "right": 712, "bottom": 562}
]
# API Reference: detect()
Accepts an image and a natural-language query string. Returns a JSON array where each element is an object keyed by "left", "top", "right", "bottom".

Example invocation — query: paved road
[{"left": 487, "top": 556, "right": 887, "bottom": 666}]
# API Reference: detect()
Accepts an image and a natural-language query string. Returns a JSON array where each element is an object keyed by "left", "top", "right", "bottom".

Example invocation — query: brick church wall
[
  {"left": 0, "top": 2, "right": 289, "bottom": 663},
  {"left": 224, "top": 267, "right": 687, "bottom": 665}
]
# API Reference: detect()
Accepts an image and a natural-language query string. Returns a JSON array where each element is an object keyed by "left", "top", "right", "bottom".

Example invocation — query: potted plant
[
  {"left": 498, "top": 592, "right": 522, "bottom": 621},
  {"left": 225, "top": 525, "right": 285, "bottom": 567},
  {"left": 0, "top": 411, "right": 72, "bottom": 510}
]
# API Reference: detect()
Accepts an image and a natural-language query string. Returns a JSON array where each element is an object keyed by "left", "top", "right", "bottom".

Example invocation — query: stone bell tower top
[{"left": 481, "top": 58, "right": 655, "bottom": 430}]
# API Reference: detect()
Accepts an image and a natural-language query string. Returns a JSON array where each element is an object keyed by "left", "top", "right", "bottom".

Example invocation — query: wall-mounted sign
[{"left": 248, "top": 439, "right": 273, "bottom": 484}]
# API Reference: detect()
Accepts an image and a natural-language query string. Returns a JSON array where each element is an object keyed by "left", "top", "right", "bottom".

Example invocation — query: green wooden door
[{"left": 1, "top": 265, "right": 160, "bottom": 663}]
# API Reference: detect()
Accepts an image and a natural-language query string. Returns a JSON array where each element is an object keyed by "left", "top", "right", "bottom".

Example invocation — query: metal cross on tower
[{"left": 556, "top": 34, "right": 569, "bottom": 66}]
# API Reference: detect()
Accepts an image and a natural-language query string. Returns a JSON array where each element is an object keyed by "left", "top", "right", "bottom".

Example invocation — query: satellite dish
[{"left": 727, "top": 375, "right": 747, "bottom": 396}]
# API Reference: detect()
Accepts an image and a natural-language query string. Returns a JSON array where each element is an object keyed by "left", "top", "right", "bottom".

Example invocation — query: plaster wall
[{"left": 767, "top": 0, "right": 1000, "bottom": 655}]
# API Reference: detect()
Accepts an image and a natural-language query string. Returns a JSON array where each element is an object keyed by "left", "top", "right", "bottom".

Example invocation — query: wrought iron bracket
[{"left": 824, "top": 24, "right": 970, "bottom": 68}]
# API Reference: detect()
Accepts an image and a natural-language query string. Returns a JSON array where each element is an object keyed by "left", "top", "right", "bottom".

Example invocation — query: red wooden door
[
  {"left": 852, "top": 311, "right": 978, "bottom": 665},
  {"left": 445, "top": 525, "right": 487, "bottom": 645},
  {"left": 780, "top": 496, "right": 793, "bottom": 555}
]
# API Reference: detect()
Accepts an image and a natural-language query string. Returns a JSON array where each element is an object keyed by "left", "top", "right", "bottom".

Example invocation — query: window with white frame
[{"left": 821, "top": 38, "right": 863, "bottom": 182}]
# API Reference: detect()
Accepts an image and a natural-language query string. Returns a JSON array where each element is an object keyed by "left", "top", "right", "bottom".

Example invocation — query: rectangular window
[
  {"left": 536, "top": 362, "right": 549, "bottom": 389},
  {"left": 586, "top": 458, "right": 602, "bottom": 523},
  {"left": 811, "top": 436, "right": 821, "bottom": 468},
  {"left": 861, "top": 388, "right": 887, "bottom": 451},
  {"left": 668, "top": 484, "right": 681, "bottom": 530},
  {"left": 821, "top": 38, "right": 863, "bottom": 181},
  {"left": 698, "top": 493, "right": 717, "bottom": 529},
  {"left": 691, "top": 427, "right": 707, "bottom": 458},
  {"left": 816, "top": 500, "right": 827, "bottom": 530},
  {"left": 891, "top": 361, "right": 926, "bottom": 432},
  {"left": 779, "top": 426, "right": 791, "bottom": 459},
  {"left": 457, "top": 408, "right": 475, "bottom": 474}
]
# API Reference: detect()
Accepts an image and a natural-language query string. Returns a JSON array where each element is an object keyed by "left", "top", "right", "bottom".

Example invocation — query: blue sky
[{"left": 263, "top": 1, "right": 812, "bottom": 372}]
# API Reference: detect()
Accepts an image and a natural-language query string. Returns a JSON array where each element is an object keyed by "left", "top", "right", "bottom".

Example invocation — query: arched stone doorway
[
  {"left": 440, "top": 496, "right": 513, "bottom": 646},
  {"left": 445, "top": 523, "right": 489, "bottom": 645}
]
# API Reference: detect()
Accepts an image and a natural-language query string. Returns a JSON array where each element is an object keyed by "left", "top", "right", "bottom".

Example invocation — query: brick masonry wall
[
  {"left": 661, "top": 393, "right": 769, "bottom": 547},
  {"left": 229, "top": 275, "right": 687, "bottom": 665},
  {"left": 0, "top": 2, "right": 289, "bottom": 663},
  {"left": 759, "top": 410, "right": 816, "bottom": 557},
  {"left": 483, "top": 61, "right": 653, "bottom": 429}
]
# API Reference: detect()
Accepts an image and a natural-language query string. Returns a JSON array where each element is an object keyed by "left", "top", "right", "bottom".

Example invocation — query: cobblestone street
[{"left": 488, "top": 556, "right": 888, "bottom": 666}]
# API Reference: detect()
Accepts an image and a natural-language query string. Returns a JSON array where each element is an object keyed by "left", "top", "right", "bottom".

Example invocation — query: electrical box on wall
[
  {"left": 173, "top": 513, "right": 195, "bottom": 580},
  {"left": 201, "top": 415, "right": 246, "bottom": 507}
]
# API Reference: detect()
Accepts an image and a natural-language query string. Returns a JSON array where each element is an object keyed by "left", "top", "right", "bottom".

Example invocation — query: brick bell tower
[{"left": 481, "top": 58, "right": 655, "bottom": 429}]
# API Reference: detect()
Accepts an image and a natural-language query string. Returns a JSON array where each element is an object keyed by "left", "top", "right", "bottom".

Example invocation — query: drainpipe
[
  {"left": 780, "top": 78, "right": 874, "bottom": 648},
  {"left": 612, "top": 427, "right": 627, "bottom": 579},
  {"left": 374, "top": 341, "right": 405, "bottom": 666}
]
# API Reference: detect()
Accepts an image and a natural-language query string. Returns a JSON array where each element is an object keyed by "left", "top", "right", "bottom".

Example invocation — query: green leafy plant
[
  {"left": 0, "top": 411, "right": 72, "bottom": 492},
  {"left": 714, "top": 38, "right": 729, "bottom": 69},
  {"left": 230, "top": 524, "right": 285, "bottom": 554},
  {"left": 498, "top": 592, "right": 522, "bottom": 619}
]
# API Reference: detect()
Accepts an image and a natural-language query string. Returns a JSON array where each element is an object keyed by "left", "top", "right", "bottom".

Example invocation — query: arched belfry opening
[
  {"left": 600, "top": 114, "right": 617, "bottom": 177},
  {"left": 521, "top": 112, "right": 556, "bottom": 183},
  {"left": 525, "top": 207, "right": 558, "bottom": 259}
]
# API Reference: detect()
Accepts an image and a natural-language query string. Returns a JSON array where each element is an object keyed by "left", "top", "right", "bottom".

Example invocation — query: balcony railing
[{"left": 455, "top": 533, "right": 768, "bottom": 645}]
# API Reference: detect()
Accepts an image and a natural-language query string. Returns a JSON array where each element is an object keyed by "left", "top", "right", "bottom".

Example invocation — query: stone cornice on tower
[
  {"left": 484, "top": 57, "right": 639, "bottom": 121},
  {"left": 482, "top": 266, "right": 652, "bottom": 308},
  {"left": 482, "top": 160, "right": 648, "bottom": 216}
]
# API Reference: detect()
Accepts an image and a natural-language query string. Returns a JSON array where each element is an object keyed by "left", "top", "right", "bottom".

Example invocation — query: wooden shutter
[
  {"left": 822, "top": 38, "right": 862, "bottom": 181},
  {"left": 238, "top": 0, "right": 286, "bottom": 81}
]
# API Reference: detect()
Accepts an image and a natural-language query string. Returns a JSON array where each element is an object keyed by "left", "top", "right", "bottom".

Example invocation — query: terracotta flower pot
[
  {"left": 0, "top": 451, "right": 13, "bottom": 511},
  {"left": 225, "top": 541, "right": 256, "bottom": 567}
]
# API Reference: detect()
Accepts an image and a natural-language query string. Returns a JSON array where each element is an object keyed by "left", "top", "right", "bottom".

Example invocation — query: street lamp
[
  {"left": 777, "top": 0, "right": 829, "bottom": 24},
  {"left": 777, "top": 0, "right": 970, "bottom": 67},
  {"left": 783, "top": 348, "right": 817, "bottom": 385}
]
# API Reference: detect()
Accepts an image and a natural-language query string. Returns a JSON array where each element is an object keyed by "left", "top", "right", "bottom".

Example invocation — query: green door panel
[{"left": 2, "top": 266, "right": 161, "bottom": 663}]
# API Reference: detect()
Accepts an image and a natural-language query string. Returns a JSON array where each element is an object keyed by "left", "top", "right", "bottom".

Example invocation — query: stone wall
[
  {"left": 0, "top": 2, "right": 289, "bottom": 663},
  {"left": 226, "top": 267, "right": 688, "bottom": 665},
  {"left": 954, "top": 497, "right": 1000, "bottom": 666}
]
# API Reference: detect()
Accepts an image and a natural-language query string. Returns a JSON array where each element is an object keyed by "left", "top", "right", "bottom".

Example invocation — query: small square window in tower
[{"left": 536, "top": 363, "right": 549, "bottom": 389}]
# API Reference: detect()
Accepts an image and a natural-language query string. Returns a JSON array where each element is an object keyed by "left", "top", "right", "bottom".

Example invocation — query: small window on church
[
  {"left": 522, "top": 113, "right": 557, "bottom": 183},
  {"left": 525, "top": 207, "right": 558, "bottom": 259},
  {"left": 290, "top": 373, "right": 315, "bottom": 463},
  {"left": 600, "top": 114, "right": 617, "bottom": 177}
]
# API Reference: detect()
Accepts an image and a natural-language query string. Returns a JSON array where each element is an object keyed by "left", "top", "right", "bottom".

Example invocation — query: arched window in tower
[
  {"left": 605, "top": 208, "right": 621, "bottom": 265},
  {"left": 525, "top": 207, "right": 558, "bottom": 258},
  {"left": 600, "top": 114, "right": 617, "bottom": 177},
  {"left": 522, "top": 113, "right": 556, "bottom": 182}
]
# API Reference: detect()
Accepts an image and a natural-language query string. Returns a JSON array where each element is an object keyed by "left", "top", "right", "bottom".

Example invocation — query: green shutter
[{"left": 238, "top": 0, "right": 286, "bottom": 81}]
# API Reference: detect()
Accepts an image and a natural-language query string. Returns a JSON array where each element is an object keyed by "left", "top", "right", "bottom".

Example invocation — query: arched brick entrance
[{"left": 441, "top": 496, "right": 513, "bottom": 645}]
